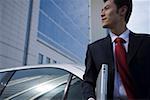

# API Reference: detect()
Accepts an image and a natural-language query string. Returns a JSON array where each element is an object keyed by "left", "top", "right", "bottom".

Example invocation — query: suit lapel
[
  {"left": 127, "top": 32, "right": 143, "bottom": 65},
  {"left": 103, "top": 35, "right": 114, "bottom": 68}
]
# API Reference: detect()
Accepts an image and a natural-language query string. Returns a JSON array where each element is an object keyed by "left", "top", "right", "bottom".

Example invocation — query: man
[{"left": 82, "top": 0, "right": 150, "bottom": 99}]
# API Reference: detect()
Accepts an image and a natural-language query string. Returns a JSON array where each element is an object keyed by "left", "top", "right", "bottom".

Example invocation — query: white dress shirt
[{"left": 109, "top": 29, "right": 130, "bottom": 98}]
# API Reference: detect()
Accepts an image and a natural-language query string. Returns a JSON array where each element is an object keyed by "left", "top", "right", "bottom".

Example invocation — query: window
[
  {"left": 46, "top": 57, "right": 51, "bottom": 64},
  {"left": 38, "top": 53, "right": 43, "bottom": 64},
  {"left": 38, "top": 0, "right": 89, "bottom": 63},
  {"left": 0, "top": 68, "right": 70, "bottom": 99},
  {"left": 67, "top": 76, "right": 83, "bottom": 100},
  {"left": 52, "top": 60, "right": 57, "bottom": 64},
  {"left": 0, "top": 72, "right": 6, "bottom": 82}
]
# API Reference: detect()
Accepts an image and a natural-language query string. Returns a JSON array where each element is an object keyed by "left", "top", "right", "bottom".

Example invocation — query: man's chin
[{"left": 102, "top": 25, "right": 109, "bottom": 28}]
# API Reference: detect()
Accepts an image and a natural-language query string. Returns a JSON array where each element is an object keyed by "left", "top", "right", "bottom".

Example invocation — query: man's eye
[{"left": 105, "top": 6, "right": 110, "bottom": 10}]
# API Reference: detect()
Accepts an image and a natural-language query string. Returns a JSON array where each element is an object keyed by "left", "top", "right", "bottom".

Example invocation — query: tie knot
[{"left": 114, "top": 37, "right": 126, "bottom": 44}]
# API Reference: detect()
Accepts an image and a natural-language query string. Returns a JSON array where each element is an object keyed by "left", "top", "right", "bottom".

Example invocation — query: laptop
[{"left": 96, "top": 64, "right": 108, "bottom": 100}]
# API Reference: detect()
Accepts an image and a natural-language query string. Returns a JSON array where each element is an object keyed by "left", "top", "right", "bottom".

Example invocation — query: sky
[{"left": 127, "top": 0, "right": 150, "bottom": 34}]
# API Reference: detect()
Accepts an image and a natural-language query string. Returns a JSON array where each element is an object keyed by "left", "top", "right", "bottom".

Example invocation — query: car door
[
  {"left": 64, "top": 75, "right": 83, "bottom": 100},
  {"left": 0, "top": 66, "right": 84, "bottom": 100}
]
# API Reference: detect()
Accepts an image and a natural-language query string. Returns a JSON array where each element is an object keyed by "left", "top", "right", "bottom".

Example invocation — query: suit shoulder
[
  {"left": 88, "top": 36, "right": 108, "bottom": 47},
  {"left": 133, "top": 33, "right": 150, "bottom": 38},
  {"left": 133, "top": 33, "right": 150, "bottom": 41}
]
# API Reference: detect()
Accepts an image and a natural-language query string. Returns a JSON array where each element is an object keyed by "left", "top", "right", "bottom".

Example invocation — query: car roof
[{"left": 0, "top": 64, "right": 85, "bottom": 80}]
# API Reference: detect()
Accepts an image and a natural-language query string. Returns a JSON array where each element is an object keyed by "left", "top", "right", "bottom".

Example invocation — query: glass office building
[
  {"left": 0, "top": 0, "right": 92, "bottom": 68},
  {"left": 37, "top": 0, "right": 89, "bottom": 63}
]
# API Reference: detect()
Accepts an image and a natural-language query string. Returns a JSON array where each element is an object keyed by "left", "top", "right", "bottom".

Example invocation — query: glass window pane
[
  {"left": 0, "top": 68, "right": 69, "bottom": 100},
  {"left": 46, "top": 57, "right": 51, "bottom": 64},
  {"left": 38, "top": 53, "right": 43, "bottom": 64},
  {"left": 67, "top": 76, "right": 83, "bottom": 100},
  {"left": 52, "top": 60, "right": 57, "bottom": 64},
  {"left": 38, "top": 0, "right": 89, "bottom": 63},
  {"left": 0, "top": 72, "right": 6, "bottom": 82}
]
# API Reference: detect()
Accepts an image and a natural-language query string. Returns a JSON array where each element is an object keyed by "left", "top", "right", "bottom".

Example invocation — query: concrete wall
[
  {"left": 90, "top": 0, "right": 107, "bottom": 43},
  {"left": 0, "top": 0, "right": 29, "bottom": 68}
]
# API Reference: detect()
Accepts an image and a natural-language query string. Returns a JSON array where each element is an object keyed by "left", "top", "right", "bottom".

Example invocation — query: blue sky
[{"left": 127, "top": 0, "right": 150, "bottom": 34}]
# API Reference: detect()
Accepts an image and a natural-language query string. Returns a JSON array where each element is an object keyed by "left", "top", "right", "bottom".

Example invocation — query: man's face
[{"left": 101, "top": 0, "right": 120, "bottom": 28}]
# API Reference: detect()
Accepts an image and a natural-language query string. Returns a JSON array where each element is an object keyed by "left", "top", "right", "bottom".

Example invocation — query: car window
[
  {"left": 0, "top": 68, "right": 70, "bottom": 100},
  {"left": 0, "top": 72, "right": 7, "bottom": 94},
  {"left": 0, "top": 72, "right": 6, "bottom": 82},
  {"left": 66, "top": 76, "right": 83, "bottom": 100}
]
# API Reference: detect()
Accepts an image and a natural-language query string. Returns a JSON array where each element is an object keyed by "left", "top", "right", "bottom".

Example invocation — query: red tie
[{"left": 115, "top": 37, "right": 135, "bottom": 99}]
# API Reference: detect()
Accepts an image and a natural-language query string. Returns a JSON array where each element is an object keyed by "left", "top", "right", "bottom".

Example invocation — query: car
[{"left": 0, "top": 64, "right": 85, "bottom": 100}]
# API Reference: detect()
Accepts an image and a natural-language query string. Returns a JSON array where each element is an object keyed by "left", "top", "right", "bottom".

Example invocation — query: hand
[{"left": 88, "top": 97, "right": 95, "bottom": 100}]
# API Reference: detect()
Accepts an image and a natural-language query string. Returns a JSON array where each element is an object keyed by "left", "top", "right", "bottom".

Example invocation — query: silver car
[{"left": 0, "top": 64, "right": 85, "bottom": 100}]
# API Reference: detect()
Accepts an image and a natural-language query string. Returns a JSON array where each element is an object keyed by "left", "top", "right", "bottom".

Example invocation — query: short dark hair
[{"left": 103, "top": 0, "right": 132, "bottom": 23}]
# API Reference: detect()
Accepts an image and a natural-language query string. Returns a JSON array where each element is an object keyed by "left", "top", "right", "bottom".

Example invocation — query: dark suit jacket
[{"left": 82, "top": 32, "right": 150, "bottom": 100}]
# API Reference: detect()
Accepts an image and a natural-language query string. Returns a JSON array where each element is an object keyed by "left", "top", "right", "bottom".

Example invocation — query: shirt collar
[{"left": 109, "top": 29, "right": 130, "bottom": 43}]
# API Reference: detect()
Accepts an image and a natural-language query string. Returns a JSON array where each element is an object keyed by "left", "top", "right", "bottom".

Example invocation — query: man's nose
[
  {"left": 101, "top": 9, "right": 105, "bottom": 18},
  {"left": 101, "top": 11, "right": 105, "bottom": 18}
]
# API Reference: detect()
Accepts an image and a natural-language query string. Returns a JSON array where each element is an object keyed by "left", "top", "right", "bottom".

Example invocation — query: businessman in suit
[{"left": 82, "top": 0, "right": 150, "bottom": 99}]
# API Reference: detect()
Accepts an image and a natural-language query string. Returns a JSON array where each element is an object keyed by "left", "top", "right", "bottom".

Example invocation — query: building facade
[
  {"left": 0, "top": 0, "right": 30, "bottom": 68},
  {"left": 0, "top": 0, "right": 105, "bottom": 68}
]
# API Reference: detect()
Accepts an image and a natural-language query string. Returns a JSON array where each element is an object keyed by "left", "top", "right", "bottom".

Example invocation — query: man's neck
[{"left": 110, "top": 22, "right": 127, "bottom": 36}]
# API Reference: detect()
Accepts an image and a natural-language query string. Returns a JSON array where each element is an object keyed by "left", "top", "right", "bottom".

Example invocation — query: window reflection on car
[{"left": 0, "top": 64, "right": 84, "bottom": 100}]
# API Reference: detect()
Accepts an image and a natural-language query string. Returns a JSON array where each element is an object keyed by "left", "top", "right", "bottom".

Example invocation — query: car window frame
[
  {"left": 0, "top": 71, "right": 16, "bottom": 96},
  {"left": 62, "top": 73, "right": 73, "bottom": 100}
]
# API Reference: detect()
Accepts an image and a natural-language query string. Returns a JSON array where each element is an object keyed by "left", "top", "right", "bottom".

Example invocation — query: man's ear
[{"left": 119, "top": 5, "right": 128, "bottom": 16}]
